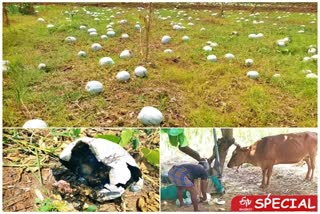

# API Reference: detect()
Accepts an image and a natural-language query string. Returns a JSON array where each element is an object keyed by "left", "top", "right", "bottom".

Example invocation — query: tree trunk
[
  {"left": 208, "top": 128, "right": 234, "bottom": 176},
  {"left": 251, "top": 3, "right": 257, "bottom": 14},
  {"left": 220, "top": 3, "right": 224, "bottom": 17},
  {"left": 144, "top": 3, "right": 153, "bottom": 63},
  {"left": 3, "top": 3, "right": 9, "bottom": 26}
]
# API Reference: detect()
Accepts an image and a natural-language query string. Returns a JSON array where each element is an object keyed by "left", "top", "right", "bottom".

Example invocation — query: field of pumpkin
[{"left": 3, "top": 3, "right": 317, "bottom": 127}]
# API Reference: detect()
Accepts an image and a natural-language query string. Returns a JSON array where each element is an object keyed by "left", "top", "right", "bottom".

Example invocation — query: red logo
[{"left": 231, "top": 194, "right": 317, "bottom": 211}]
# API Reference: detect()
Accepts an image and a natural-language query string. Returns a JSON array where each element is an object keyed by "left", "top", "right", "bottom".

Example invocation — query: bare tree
[
  {"left": 3, "top": 3, "right": 9, "bottom": 26},
  {"left": 219, "top": 2, "right": 224, "bottom": 17},
  {"left": 251, "top": 3, "right": 257, "bottom": 14},
  {"left": 208, "top": 128, "right": 235, "bottom": 176},
  {"left": 144, "top": 3, "right": 153, "bottom": 63}
]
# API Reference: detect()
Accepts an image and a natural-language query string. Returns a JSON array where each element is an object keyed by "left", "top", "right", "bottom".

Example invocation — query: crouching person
[{"left": 168, "top": 164, "right": 209, "bottom": 211}]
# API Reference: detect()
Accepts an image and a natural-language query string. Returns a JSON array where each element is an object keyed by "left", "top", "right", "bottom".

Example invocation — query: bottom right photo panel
[{"left": 160, "top": 128, "right": 317, "bottom": 212}]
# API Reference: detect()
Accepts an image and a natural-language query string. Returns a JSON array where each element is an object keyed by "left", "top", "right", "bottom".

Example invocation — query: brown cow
[{"left": 227, "top": 132, "right": 317, "bottom": 188}]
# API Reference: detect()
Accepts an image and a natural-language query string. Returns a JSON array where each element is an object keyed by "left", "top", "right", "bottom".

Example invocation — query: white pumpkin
[
  {"left": 224, "top": 53, "right": 235, "bottom": 60},
  {"left": 120, "top": 50, "right": 131, "bottom": 59},
  {"left": 3, "top": 60, "right": 10, "bottom": 72},
  {"left": 116, "top": 71, "right": 130, "bottom": 82},
  {"left": 121, "top": 33, "right": 129, "bottom": 39},
  {"left": 91, "top": 43, "right": 102, "bottom": 51},
  {"left": 248, "top": 34, "right": 257, "bottom": 39},
  {"left": 203, "top": 45, "right": 212, "bottom": 52},
  {"left": 302, "top": 69, "right": 312, "bottom": 74},
  {"left": 90, "top": 32, "right": 98, "bottom": 36},
  {"left": 80, "top": 25, "right": 87, "bottom": 30},
  {"left": 47, "top": 24, "right": 54, "bottom": 29},
  {"left": 283, "top": 37, "right": 290, "bottom": 43},
  {"left": 59, "top": 137, "right": 143, "bottom": 201},
  {"left": 101, "top": 35, "right": 108, "bottom": 39},
  {"left": 207, "top": 55, "right": 217, "bottom": 62},
  {"left": 273, "top": 73, "right": 281, "bottom": 78},
  {"left": 85, "top": 81, "right": 103, "bottom": 93},
  {"left": 173, "top": 24, "right": 183, "bottom": 30},
  {"left": 78, "top": 51, "right": 86, "bottom": 57},
  {"left": 306, "top": 73, "right": 317, "bottom": 79},
  {"left": 161, "top": 35, "right": 171, "bottom": 44},
  {"left": 118, "top": 19, "right": 128, "bottom": 25},
  {"left": 88, "top": 28, "right": 97, "bottom": 33},
  {"left": 182, "top": 35, "right": 190, "bottom": 41},
  {"left": 38, "top": 63, "right": 47, "bottom": 70},
  {"left": 245, "top": 59, "right": 254, "bottom": 66},
  {"left": 164, "top": 49, "right": 173, "bottom": 53},
  {"left": 135, "top": 24, "right": 141, "bottom": 31},
  {"left": 311, "top": 54, "right": 318, "bottom": 61},
  {"left": 138, "top": 106, "right": 164, "bottom": 126},
  {"left": 23, "top": 119, "right": 48, "bottom": 128},
  {"left": 37, "top": 18, "right": 45, "bottom": 22},
  {"left": 107, "top": 30, "right": 116, "bottom": 37},
  {"left": 209, "top": 42, "right": 218, "bottom": 47},
  {"left": 247, "top": 71, "right": 259, "bottom": 79},
  {"left": 65, "top": 36, "right": 77, "bottom": 43},
  {"left": 99, "top": 57, "right": 114, "bottom": 66},
  {"left": 277, "top": 40, "right": 286, "bottom": 47},
  {"left": 308, "top": 47, "right": 317, "bottom": 55},
  {"left": 303, "top": 56, "right": 311, "bottom": 62},
  {"left": 134, "top": 66, "right": 147, "bottom": 77},
  {"left": 256, "top": 33, "right": 264, "bottom": 38}
]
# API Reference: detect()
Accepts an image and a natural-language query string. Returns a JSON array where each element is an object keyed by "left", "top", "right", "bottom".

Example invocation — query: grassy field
[{"left": 3, "top": 3, "right": 317, "bottom": 127}]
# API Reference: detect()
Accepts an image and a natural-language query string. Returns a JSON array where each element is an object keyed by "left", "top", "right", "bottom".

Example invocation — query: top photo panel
[{"left": 3, "top": 2, "right": 317, "bottom": 128}]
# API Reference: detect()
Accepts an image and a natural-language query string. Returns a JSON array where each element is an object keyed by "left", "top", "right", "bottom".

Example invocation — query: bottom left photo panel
[{"left": 2, "top": 128, "right": 160, "bottom": 212}]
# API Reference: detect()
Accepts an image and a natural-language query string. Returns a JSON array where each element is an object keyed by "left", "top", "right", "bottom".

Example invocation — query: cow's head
[{"left": 227, "top": 144, "right": 250, "bottom": 168}]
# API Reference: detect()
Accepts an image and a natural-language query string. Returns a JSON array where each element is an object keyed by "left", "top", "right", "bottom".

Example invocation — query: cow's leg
[
  {"left": 266, "top": 166, "right": 273, "bottom": 187},
  {"left": 309, "top": 153, "right": 316, "bottom": 181},
  {"left": 260, "top": 168, "right": 267, "bottom": 188},
  {"left": 304, "top": 157, "right": 311, "bottom": 181}
]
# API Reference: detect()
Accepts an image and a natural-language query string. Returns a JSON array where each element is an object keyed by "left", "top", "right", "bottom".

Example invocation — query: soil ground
[{"left": 3, "top": 128, "right": 160, "bottom": 212}]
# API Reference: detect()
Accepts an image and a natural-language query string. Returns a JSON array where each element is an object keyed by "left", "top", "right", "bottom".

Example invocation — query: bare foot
[{"left": 259, "top": 184, "right": 266, "bottom": 189}]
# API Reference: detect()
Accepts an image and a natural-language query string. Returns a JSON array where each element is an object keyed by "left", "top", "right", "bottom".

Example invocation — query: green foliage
[
  {"left": 95, "top": 134, "right": 121, "bottom": 143},
  {"left": 17, "top": 3, "right": 36, "bottom": 15},
  {"left": 50, "top": 128, "right": 81, "bottom": 139},
  {"left": 96, "top": 129, "right": 141, "bottom": 149},
  {"left": 86, "top": 205, "right": 97, "bottom": 212},
  {"left": 6, "top": 4, "right": 20, "bottom": 14},
  {"left": 132, "top": 137, "right": 140, "bottom": 149},
  {"left": 120, "top": 129, "right": 134, "bottom": 147},
  {"left": 35, "top": 198, "right": 58, "bottom": 212},
  {"left": 142, "top": 148, "right": 159, "bottom": 167},
  {"left": 35, "top": 198, "right": 72, "bottom": 212}
]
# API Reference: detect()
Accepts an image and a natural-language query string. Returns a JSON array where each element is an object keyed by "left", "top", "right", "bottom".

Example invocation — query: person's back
[
  {"left": 179, "top": 164, "right": 208, "bottom": 181},
  {"left": 168, "top": 163, "right": 209, "bottom": 211}
]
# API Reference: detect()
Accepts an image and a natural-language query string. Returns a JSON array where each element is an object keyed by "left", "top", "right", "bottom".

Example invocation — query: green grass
[{"left": 3, "top": 3, "right": 317, "bottom": 127}]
